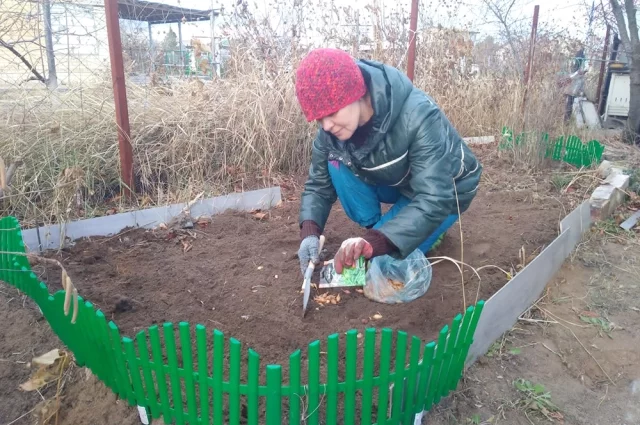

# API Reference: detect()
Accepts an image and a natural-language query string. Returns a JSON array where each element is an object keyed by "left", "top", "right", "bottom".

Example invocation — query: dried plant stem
[
  {"left": 453, "top": 178, "right": 466, "bottom": 311},
  {"left": 538, "top": 307, "right": 615, "bottom": 385},
  {"left": 5, "top": 407, "right": 37, "bottom": 425},
  {"left": 3, "top": 251, "right": 81, "bottom": 324}
]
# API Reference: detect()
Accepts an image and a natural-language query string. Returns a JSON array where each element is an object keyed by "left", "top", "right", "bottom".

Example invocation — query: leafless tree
[
  {"left": 0, "top": 0, "right": 57, "bottom": 87},
  {"left": 607, "top": 0, "right": 640, "bottom": 143}
]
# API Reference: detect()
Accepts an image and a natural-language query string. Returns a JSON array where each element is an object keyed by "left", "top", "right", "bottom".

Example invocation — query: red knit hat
[{"left": 295, "top": 48, "right": 367, "bottom": 122}]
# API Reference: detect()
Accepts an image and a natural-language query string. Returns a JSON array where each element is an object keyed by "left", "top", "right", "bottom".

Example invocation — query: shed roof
[{"left": 118, "top": 0, "right": 219, "bottom": 24}]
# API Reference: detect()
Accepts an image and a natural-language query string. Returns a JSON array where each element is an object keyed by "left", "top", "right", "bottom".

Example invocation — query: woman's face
[{"left": 318, "top": 100, "right": 361, "bottom": 141}]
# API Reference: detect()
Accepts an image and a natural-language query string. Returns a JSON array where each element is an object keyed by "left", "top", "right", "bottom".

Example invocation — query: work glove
[
  {"left": 334, "top": 237, "right": 373, "bottom": 274},
  {"left": 298, "top": 235, "right": 320, "bottom": 274}
]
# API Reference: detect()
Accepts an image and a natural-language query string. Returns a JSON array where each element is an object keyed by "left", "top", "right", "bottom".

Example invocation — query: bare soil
[
  {"left": 426, "top": 236, "right": 640, "bottom": 425},
  {"left": 0, "top": 150, "right": 571, "bottom": 425}
]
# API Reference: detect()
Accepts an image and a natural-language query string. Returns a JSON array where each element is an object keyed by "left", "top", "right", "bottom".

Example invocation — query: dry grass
[{"left": 0, "top": 36, "right": 573, "bottom": 227}]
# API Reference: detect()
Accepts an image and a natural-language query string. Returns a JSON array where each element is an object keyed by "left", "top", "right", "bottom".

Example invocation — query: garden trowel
[{"left": 302, "top": 235, "right": 325, "bottom": 318}]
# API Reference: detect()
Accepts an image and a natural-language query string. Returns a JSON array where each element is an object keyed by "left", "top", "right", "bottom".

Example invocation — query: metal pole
[
  {"left": 178, "top": 21, "right": 184, "bottom": 71},
  {"left": 210, "top": 9, "right": 218, "bottom": 77},
  {"left": 148, "top": 22, "right": 154, "bottom": 74},
  {"left": 407, "top": 0, "right": 419, "bottom": 82},
  {"left": 596, "top": 25, "right": 611, "bottom": 111},
  {"left": 353, "top": 10, "right": 360, "bottom": 57},
  {"left": 599, "top": 33, "right": 620, "bottom": 116},
  {"left": 104, "top": 0, "right": 134, "bottom": 197}
]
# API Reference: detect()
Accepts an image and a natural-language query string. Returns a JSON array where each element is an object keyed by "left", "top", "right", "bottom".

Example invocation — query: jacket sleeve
[
  {"left": 376, "top": 101, "right": 459, "bottom": 258},
  {"left": 298, "top": 131, "right": 338, "bottom": 230}
]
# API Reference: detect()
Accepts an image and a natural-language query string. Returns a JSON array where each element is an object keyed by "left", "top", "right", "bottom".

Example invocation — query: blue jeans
[{"left": 328, "top": 161, "right": 458, "bottom": 253}]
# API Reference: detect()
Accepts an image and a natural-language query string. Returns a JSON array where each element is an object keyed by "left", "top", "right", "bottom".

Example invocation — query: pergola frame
[{"left": 105, "top": 0, "right": 221, "bottom": 197}]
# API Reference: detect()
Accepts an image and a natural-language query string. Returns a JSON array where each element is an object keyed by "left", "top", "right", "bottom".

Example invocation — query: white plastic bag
[{"left": 363, "top": 249, "right": 432, "bottom": 304}]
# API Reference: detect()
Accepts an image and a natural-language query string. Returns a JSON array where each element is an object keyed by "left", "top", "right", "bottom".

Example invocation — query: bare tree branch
[
  {"left": 0, "top": 39, "right": 46, "bottom": 84},
  {"left": 0, "top": 157, "right": 24, "bottom": 199},
  {"left": 2, "top": 36, "right": 42, "bottom": 47},
  {"left": 483, "top": 0, "right": 525, "bottom": 77}
]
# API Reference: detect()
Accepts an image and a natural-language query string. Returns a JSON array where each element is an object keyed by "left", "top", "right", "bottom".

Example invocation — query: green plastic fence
[
  {"left": 0, "top": 216, "right": 484, "bottom": 425},
  {"left": 499, "top": 126, "right": 604, "bottom": 168}
]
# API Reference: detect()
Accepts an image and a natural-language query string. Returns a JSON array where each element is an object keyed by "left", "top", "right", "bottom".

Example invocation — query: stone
[
  {"left": 597, "top": 160, "right": 612, "bottom": 178},
  {"left": 590, "top": 171, "right": 630, "bottom": 220},
  {"left": 463, "top": 136, "right": 496, "bottom": 145}
]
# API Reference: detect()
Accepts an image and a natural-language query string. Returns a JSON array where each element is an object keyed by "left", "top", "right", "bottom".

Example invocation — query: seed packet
[{"left": 318, "top": 257, "right": 366, "bottom": 288}]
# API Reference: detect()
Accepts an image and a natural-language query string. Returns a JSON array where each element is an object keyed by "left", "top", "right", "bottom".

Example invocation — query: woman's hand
[
  {"left": 298, "top": 235, "right": 320, "bottom": 274},
  {"left": 334, "top": 237, "right": 373, "bottom": 274}
]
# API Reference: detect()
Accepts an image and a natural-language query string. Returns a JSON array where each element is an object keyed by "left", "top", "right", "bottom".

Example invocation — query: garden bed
[{"left": 1, "top": 151, "right": 571, "bottom": 424}]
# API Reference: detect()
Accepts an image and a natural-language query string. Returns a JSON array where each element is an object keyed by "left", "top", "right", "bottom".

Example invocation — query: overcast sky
[{"left": 141, "top": 0, "right": 602, "bottom": 47}]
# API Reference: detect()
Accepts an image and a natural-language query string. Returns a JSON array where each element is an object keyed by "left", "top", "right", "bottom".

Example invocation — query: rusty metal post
[
  {"left": 104, "top": 0, "right": 134, "bottom": 197},
  {"left": 596, "top": 25, "right": 611, "bottom": 111},
  {"left": 407, "top": 0, "right": 419, "bottom": 82}
]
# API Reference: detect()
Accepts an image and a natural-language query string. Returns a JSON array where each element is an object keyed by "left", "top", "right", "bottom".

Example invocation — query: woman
[
  {"left": 295, "top": 48, "right": 482, "bottom": 275},
  {"left": 563, "top": 48, "right": 587, "bottom": 122}
]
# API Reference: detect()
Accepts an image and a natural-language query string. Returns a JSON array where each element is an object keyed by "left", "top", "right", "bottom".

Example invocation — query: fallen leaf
[
  {"left": 196, "top": 217, "right": 211, "bottom": 228},
  {"left": 336, "top": 294, "right": 341, "bottom": 303},
  {"left": 140, "top": 195, "right": 153, "bottom": 207},
  {"left": 32, "top": 349, "right": 62, "bottom": 366},
  {"left": 342, "top": 289, "right": 351, "bottom": 294},
  {"left": 548, "top": 411, "right": 564, "bottom": 421},
  {"left": 181, "top": 240, "right": 192, "bottom": 253},
  {"left": 372, "top": 313, "right": 383, "bottom": 320},
  {"left": 20, "top": 350, "right": 70, "bottom": 392},
  {"left": 356, "top": 289, "right": 364, "bottom": 294},
  {"left": 20, "top": 368, "right": 58, "bottom": 391},
  {"left": 105, "top": 208, "right": 118, "bottom": 216},
  {"left": 252, "top": 212, "right": 267, "bottom": 220}
]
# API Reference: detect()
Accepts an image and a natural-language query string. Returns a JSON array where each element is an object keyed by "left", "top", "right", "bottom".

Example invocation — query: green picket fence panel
[
  {"left": 0, "top": 216, "right": 485, "bottom": 425},
  {"left": 499, "top": 125, "right": 604, "bottom": 168}
]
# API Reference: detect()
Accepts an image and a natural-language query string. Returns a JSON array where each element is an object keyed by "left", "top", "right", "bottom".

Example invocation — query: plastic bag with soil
[{"left": 364, "top": 248, "right": 432, "bottom": 304}]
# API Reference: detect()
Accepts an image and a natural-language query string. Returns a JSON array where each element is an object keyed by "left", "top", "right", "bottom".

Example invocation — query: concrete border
[
  {"left": 463, "top": 136, "right": 496, "bottom": 145},
  {"left": 22, "top": 187, "right": 282, "bottom": 253},
  {"left": 465, "top": 200, "right": 592, "bottom": 365}
]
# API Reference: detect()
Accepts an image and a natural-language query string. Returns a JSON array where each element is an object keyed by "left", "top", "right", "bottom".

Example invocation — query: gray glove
[{"left": 298, "top": 235, "right": 320, "bottom": 274}]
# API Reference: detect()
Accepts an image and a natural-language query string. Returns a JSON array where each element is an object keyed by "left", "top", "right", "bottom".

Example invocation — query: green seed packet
[{"left": 319, "top": 257, "right": 366, "bottom": 288}]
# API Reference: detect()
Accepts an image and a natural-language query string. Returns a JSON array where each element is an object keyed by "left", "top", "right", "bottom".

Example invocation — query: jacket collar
[{"left": 341, "top": 60, "right": 414, "bottom": 161}]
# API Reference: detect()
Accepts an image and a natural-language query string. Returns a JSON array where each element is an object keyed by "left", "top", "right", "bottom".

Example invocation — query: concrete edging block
[
  {"left": 21, "top": 187, "right": 282, "bottom": 252},
  {"left": 590, "top": 166, "right": 630, "bottom": 220},
  {"left": 465, "top": 200, "right": 592, "bottom": 366},
  {"left": 463, "top": 136, "right": 496, "bottom": 145}
]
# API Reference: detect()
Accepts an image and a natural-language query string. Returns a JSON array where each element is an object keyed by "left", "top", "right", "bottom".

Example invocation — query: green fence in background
[
  {"left": 499, "top": 126, "right": 604, "bottom": 168},
  {"left": 0, "top": 216, "right": 484, "bottom": 425}
]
